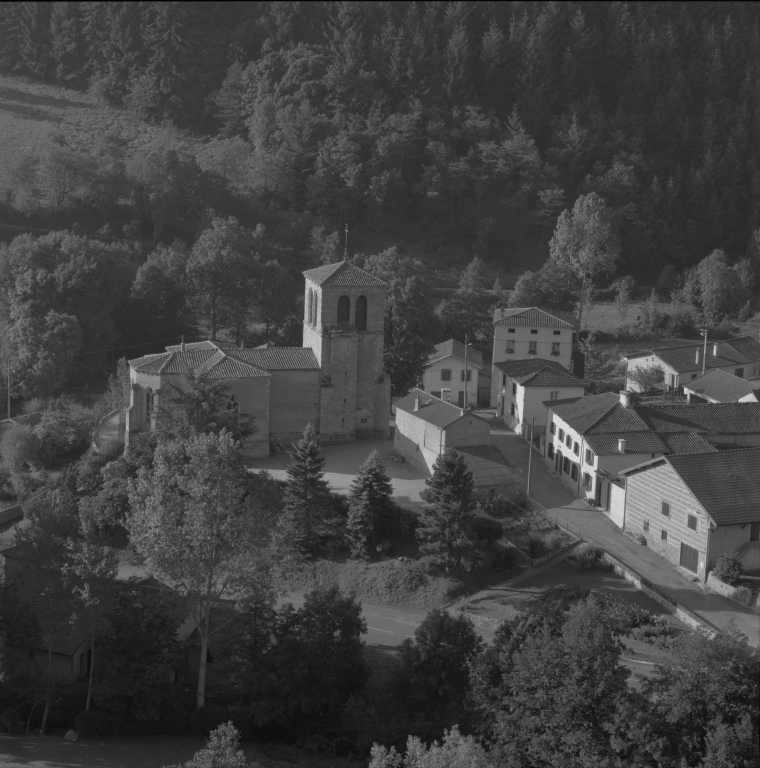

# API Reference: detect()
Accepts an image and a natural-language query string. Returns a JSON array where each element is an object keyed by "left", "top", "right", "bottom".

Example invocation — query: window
[
  {"left": 548, "top": 443, "right": 554, "bottom": 458},
  {"left": 661, "top": 529, "right": 668, "bottom": 542},
  {"left": 551, "top": 342, "right": 560, "bottom": 356},
  {"left": 558, "top": 428, "right": 565, "bottom": 440},
  {"left": 687, "top": 514, "right": 697, "bottom": 531},
  {"left": 510, "top": 403, "right": 515, "bottom": 416},
  {"left": 735, "top": 368, "right": 744, "bottom": 378},
  {"left": 530, "top": 329, "right": 538, "bottom": 334},
  {"left": 145, "top": 387, "right": 154, "bottom": 420},
  {"left": 573, "top": 442, "right": 579, "bottom": 455},
  {"left": 441, "top": 369, "right": 452, "bottom": 381},
  {"left": 355, "top": 295, "right": 367, "bottom": 331},
  {"left": 553, "top": 330, "right": 561, "bottom": 335},
  {"left": 512, "top": 382, "right": 517, "bottom": 395},
  {"left": 750, "top": 521, "right": 760, "bottom": 541},
  {"left": 753, "top": 366, "right": 759, "bottom": 377},
  {"left": 460, "top": 369, "right": 472, "bottom": 382},
  {"left": 550, "top": 422, "right": 556, "bottom": 434},
  {"left": 585, "top": 448, "right": 594, "bottom": 464},
  {"left": 501, "top": 374, "right": 506, "bottom": 385},
  {"left": 691, "top": 373, "right": 698, "bottom": 379},
  {"left": 566, "top": 435, "right": 572, "bottom": 448},
  {"left": 506, "top": 340, "right": 515, "bottom": 354},
  {"left": 337, "top": 295, "right": 350, "bottom": 322},
  {"left": 643, "top": 520, "right": 649, "bottom": 532},
  {"left": 563, "top": 456, "right": 570, "bottom": 473},
  {"left": 583, "top": 472, "right": 592, "bottom": 490},
  {"left": 570, "top": 463, "right": 578, "bottom": 481},
  {"left": 306, "top": 288, "right": 313, "bottom": 324},
  {"left": 529, "top": 341, "right": 537, "bottom": 354},
  {"left": 550, "top": 390, "right": 559, "bottom": 400},
  {"left": 508, "top": 328, "right": 515, "bottom": 334},
  {"left": 661, "top": 501, "right": 670, "bottom": 517},
  {"left": 313, "top": 294, "right": 318, "bottom": 324},
  {"left": 226, "top": 395, "right": 238, "bottom": 412}
]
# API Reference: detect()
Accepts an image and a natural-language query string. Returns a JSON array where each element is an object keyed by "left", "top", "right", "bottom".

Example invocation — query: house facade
[
  {"left": 620, "top": 448, "right": 760, "bottom": 580},
  {"left": 682, "top": 368, "right": 760, "bottom": 404},
  {"left": 422, "top": 339, "right": 483, "bottom": 408},
  {"left": 494, "top": 358, "right": 585, "bottom": 437},
  {"left": 625, "top": 336, "right": 760, "bottom": 393},
  {"left": 490, "top": 307, "right": 576, "bottom": 407},
  {"left": 126, "top": 261, "right": 391, "bottom": 457}
]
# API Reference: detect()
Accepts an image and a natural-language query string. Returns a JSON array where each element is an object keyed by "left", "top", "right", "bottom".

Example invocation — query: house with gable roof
[
  {"left": 682, "top": 368, "right": 760, "bottom": 404},
  {"left": 620, "top": 448, "right": 760, "bottom": 580},
  {"left": 126, "top": 261, "right": 391, "bottom": 457},
  {"left": 422, "top": 339, "right": 483, "bottom": 408},
  {"left": 624, "top": 336, "right": 760, "bottom": 393}
]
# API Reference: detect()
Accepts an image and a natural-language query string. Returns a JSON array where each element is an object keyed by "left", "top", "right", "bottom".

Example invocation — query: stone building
[{"left": 125, "top": 261, "right": 391, "bottom": 456}]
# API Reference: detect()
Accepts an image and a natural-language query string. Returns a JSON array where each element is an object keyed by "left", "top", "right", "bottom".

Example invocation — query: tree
[
  {"left": 370, "top": 726, "right": 493, "bottom": 768},
  {"left": 417, "top": 449, "right": 479, "bottom": 571},
  {"left": 549, "top": 192, "right": 621, "bottom": 330},
  {"left": 309, "top": 225, "right": 342, "bottom": 265},
  {"left": 346, "top": 449, "right": 394, "bottom": 559},
  {"left": 167, "top": 722, "right": 255, "bottom": 768},
  {"left": 701, "top": 715, "right": 760, "bottom": 768},
  {"left": 49, "top": 1, "right": 81, "bottom": 83},
  {"left": 251, "top": 260, "right": 297, "bottom": 342},
  {"left": 396, "top": 610, "right": 483, "bottom": 738},
  {"left": 157, "top": 371, "right": 257, "bottom": 444},
  {"left": 213, "top": 61, "right": 246, "bottom": 138},
  {"left": 127, "top": 431, "right": 277, "bottom": 708},
  {"left": 611, "top": 275, "right": 636, "bottom": 318},
  {"left": 281, "top": 423, "right": 339, "bottom": 554},
  {"left": 578, "top": 332, "right": 614, "bottom": 384},
  {"left": 696, "top": 250, "right": 745, "bottom": 324},
  {"left": 627, "top": 363, "right": 665, "bottom": 393}
]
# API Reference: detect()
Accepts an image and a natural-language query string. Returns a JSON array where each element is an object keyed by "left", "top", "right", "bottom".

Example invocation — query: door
[
  {"left": 679, "top": 543, "right": 699, "bottom": 573},
  {"left": 750, "top": 521, "right": 760, "bottom": 541},
  {"left": 595, "top": 478, "right": 603, "bottom": 506},
  {"left": 441, "top": 389, "right": 451, "bottom": 403},
  {"left": 457, "top": 390, "right": 465, "bottom": 408}
]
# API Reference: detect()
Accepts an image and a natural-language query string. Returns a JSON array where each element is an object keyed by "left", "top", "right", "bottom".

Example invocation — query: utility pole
[
  {"left": 526, "top": 415, "right": 535, "bottom": 498},
  {"left": 6, "top": 358, "right": 10, "bottom": 421},
  {"left": 463, "top": 334, "right": 468, "bottom": 410},
  {"left": 700, "top": 327, "right": 708, "bottom": 376},
  {"left": 343, "top": 224, "right": 349, "bottom": 260}
]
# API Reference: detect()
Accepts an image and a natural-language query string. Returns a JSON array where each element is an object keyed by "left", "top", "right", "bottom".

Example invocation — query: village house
[
  {"left": 543, "top": 392, "right": 760, "bottom": 528},
  {"left": 421, "top": 339, "right": 483, "bottom": 408},
  {"left": 490, "top": 307, "right": 576, "bottom": 407},
  {"left": 624, "top": 336, "right": 760, "bottom": 393},
  {"left": 620, "top": 448, "right": 760, "bottom": 580},
  {"left": 682, "top": 368, "right": 760, "bottom": 404},
  {"left": 125, "top": 261, "right": 391, "bottom": 458},
  {"left": 493, "top": 358, "right": 585, "bottom": 437},
  {"left": 393, "top": 389, "right": 521, "bottom": 491}
]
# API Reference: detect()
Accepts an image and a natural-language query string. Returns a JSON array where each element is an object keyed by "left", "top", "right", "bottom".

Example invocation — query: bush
[
  {"left": 543, "top": 530, "right": 568, "bottom": 552},
  {"left": 731, "top": 586, "right": 753, "bottom": 606},
  {"left": 75, "top": 709, "right": 115, "bottom": 738},
  {"left": 570, "top": 543, "right": 606, "bottom": 571},
  {"left": 471, "top": 515, "right": 503, "bottom": 543},
  {"left": 624, "top": 528, "right": 647, "bottom": 545},
  {"left": 0, "top": 423, "right": 40, "bottom": 471},
  {"left": 33, "top": 403, "right": 97, "bottom": 467},
  {"left": 525, "top": 531, "right": 546, "bottom": 558},
  {"left": 490, "top": 548, "right": 518, "bottom": 573},
  {"left": 713, "top": 552, "right": 742, "bottom": 585},
  {"left": 188, "top": 706, "right": 254, "bottom": 739}
]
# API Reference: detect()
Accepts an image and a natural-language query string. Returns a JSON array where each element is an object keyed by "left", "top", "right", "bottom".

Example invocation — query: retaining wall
[{"left": 706, "top": 572, "right": 757, "bottom": 610}]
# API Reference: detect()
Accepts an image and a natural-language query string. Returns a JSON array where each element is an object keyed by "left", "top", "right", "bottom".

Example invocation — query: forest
[{"left": 0, "top": 1, "right": 759, "bottom": 398}]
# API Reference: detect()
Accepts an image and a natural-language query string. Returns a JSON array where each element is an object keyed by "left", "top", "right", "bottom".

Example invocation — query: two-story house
[
  {"left": 490, "top": 307, "right": 576, "bottom": 407},
  {"left": 493, "top": 358, "right": 585, "bottom": 437},
  {"left": 620, "top": 448, "right": 760, "bottom": 580},
  {"left": 624, "top": 336, "right": 760, "bottom": 393},
  {"left": 422, "top": 339, "right": 483, "bottom": 408}
]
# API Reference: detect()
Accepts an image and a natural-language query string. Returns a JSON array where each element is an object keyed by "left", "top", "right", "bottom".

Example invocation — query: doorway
[{"left": 679, "top": 543, "right": 699, "bottom": 573}]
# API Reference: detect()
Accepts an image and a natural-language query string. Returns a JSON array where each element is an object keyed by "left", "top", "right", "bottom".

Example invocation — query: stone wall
[
  {"left": 705, "top": 572, "right": 756, "bottom": 608},
  {"left": 267, "top": 369, "right": 320, "bottom": 440}
]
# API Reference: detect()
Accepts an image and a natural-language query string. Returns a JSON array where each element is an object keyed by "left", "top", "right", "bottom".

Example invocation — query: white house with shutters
[{"left": 422, "top": 339, "right": 483, "bottom": 408}]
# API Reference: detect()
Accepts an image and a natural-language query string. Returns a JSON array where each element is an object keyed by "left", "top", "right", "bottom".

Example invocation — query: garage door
[
  {"left": 679, "top": 543, "right": 699, "bottom": 574},
  {"left": 608, "top": 482, "right": 626, "bottom": 529}
]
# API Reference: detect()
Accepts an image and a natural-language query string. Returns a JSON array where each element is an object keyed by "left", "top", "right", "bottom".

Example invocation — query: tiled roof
[
  {"left": 429, "top": 339, "right": 484, "bottom": 369},
  {"left": 203, "top": 357, "right": 270, "bottom": 379},
  {"left": 394, "top": 388, "right": 488, "bottom": 430},
  {"left": 623, "top": 448, "right": 760, "bottom": 526},
  {"left": 638, "top": 403, "right": 760, "bottom": 434},
  {"left": 493, "top": 307, "right": 576, "bottom": 327},
  {"left": 495, "top": 358, "right": 583, "bottom": 388},
  {"left": 682, "top": 369, "right": 760, "bottom": 403},
  {"left": 586, "top": 404, "right": 651, "bottom": 435},
  {"left": 303, "top": 260, "right": 387, "bottom": 287},
  {"left": 453, "top": 446, "right": 522, "bottom": 487},
  {"left": 229, "top": 348, "right": 320, "bottom": 370},
  {"left": 545, "top": 392, "right": 620, "bottom": 433},
  {"left": 659, "top": 432, "right": 717, "bottom": 455},
  {"left": 327, "top": 321, "right": 358, "bottom": 334},
  {"left": 644, "top": 336, "right": 760, "bottom": 373},
  {"left": 165, "top": 340, "right": 238, "bottom": 352},
  {"left": 585, "top": 432, "right": 668, "bottom": 455}
]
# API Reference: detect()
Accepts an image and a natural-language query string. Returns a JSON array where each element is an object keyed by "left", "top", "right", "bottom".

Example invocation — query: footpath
[{"left": 487, "top": 424, "right": 760, "bottom": 647}]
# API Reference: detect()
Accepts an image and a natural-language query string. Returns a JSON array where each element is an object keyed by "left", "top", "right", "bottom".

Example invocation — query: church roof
[{"left": 303, "top": 260, "right": 387, "bottom": 287}]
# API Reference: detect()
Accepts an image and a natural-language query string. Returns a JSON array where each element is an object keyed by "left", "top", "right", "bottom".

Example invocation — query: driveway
[
  {"left": 250, "top": 437, "right": 430, "bottom": 510},
  {"left": 488, "top": 420, "right": 760, "bottom": 647}
]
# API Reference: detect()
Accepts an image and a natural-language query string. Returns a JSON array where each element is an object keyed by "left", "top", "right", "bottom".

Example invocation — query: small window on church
[
  {"left": 313, "top": 293, "right": 318, "bottom": 325},
  {"left": 355, "top": 295, "right": 367, "bottom": 331},
  {"left": 146, "top": 388, "right": 154, "bottom": 420},
  {"left": 226, "top": 395, "right": 238, "bottom": 413},
  {"left": 337, "top": 295, "right": 350, "bottom": 322},
  {"left": 306, "top": 288, "right": 313, "bottom": 325}
]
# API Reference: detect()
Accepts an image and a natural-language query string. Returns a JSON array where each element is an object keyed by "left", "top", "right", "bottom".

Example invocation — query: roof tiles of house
[
  {"left": 495, "top": 358, "right": 583, "bottom": 388},
  {"left": 544, "top": 392, "right": 620, "bottom": 433},
  {"left": 585, "top": 432, "right": 668, "bottom": 455},
  {"left": 228, "top": 347, "right": 320, "bottom": 370},
  {"left": 623, "top": 448, "right": 760, "bottom": 526},
  {"left": 493, "top": 307, "right": 576, "bottom": 327},
  {"left": 303, "top": 260, "right": 387, "bottom": 287},
  {"left": 394, "top": 388, "right": 487, "bottom": 430},
  {"left": 659, "top": 432, "right": 717, "bottom": 455},
  {"left": 453, "top": 446, "right": 523, "bottom": 487},
  {"left": 638, "top": 403, "right": 760, "bottom": 434},
  {"left": 682, "top": 369, "right": 760, "bottom": 402},
  {"left": 634, "top": 335, "right": 760, "bottom": 373},
  {"left": 429, "top": 339, "right": 484, "bottom": 369}
]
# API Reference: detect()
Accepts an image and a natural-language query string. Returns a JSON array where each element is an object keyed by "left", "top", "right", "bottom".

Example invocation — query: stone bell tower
[{"left": 302, "top": 261, "right": 391, "bottom": 443}]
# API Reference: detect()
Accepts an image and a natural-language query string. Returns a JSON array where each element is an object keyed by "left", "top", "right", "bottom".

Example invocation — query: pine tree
[
  {"left": 283, "top": 423, "right": 337, "bottom": 555},
  {"left": 213, "top": 61, "right": 246, "bottom": 138},
  {"left": 19, "top": 1, "right": 53, "bottom": 78},
  {"left": 50, "top": 1, "right": 82, "bottom": 83},
  {"left": 346, "top": 449, "right": 394, "bottom": 559}
]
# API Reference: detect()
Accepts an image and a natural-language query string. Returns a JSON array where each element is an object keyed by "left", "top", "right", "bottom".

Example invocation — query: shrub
[
  {"left": 490, "top": 548, "right": 517, "bottom": 573},
  {"left": 471, "top": 515, "right": 503, "bottom": 543},
  {"left": 624, "top": 528, "right": 647, "bottom": 545},
  {"left": 0, "top": 423, "right": 40, "bottom": 471},
  {"left": 570, "top": 543, "right": 606, "bottom": 571},
  {"left": 525, "top": 531, "right": 546, "bottom": 558},
  {"left": 543, "top": 530, "right": 567, "bottom": 552},
  {"left": 188, "top": 706, "right": 254, "bottom": 739},
  {"left": 74, "top": 709, "right": 115, "bottom": 738},
  {"left": 713, "top": 552, "right": 741, "bottom": 585},
  {"left": 731, "top": 585, "right": 752, "bottom": 606}
]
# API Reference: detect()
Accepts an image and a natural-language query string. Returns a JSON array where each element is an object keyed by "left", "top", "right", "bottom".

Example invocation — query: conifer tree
[
  {"left": 346, "top": 449, "right": 394, "bottom": 559},
  {"left": 283, "top": 423, "right": 337, "bottom": 555},
  {"left": 213, "top": 61, "right": 246, "bottom": 138}
]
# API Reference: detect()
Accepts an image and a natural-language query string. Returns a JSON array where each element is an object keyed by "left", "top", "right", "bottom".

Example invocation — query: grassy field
[{"left": 0, "top": 73, "right": 202, "bottom": 196}]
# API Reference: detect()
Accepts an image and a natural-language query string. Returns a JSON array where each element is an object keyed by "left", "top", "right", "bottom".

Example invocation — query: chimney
[
  {"left": 414, "top": 396, "right": 420, "bottom": 412},
  {"left": 695, "top": 348, "right": 700, "bottom": 365},
  {"left": 619, "top": 390, "right": 632, "bottom": 408},
  {"left": 180, "top": 336, "right": 186, "bottom": 353},
  {"left": 713, "top": 342, "right": 719, "bottom": 356},
  {"left": 618, "top": 438, "right": 626, "bottom": 454},
  {"left": 240, "top": 339, "right": 245, "bottom": 349}
]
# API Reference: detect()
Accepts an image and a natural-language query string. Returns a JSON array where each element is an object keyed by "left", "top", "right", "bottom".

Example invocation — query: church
[{"left": 125, "top": 261, "right": 392, "bottom": 457}]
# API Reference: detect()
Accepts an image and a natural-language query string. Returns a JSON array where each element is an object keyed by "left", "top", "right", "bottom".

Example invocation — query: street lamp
[{"left": 699, "top": 328, "right": 708, "bottom": 376}]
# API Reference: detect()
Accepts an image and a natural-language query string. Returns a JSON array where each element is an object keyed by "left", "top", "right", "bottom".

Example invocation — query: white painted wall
[{"left": 423, "top": 356, "right": 479, "bottom": 407}]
